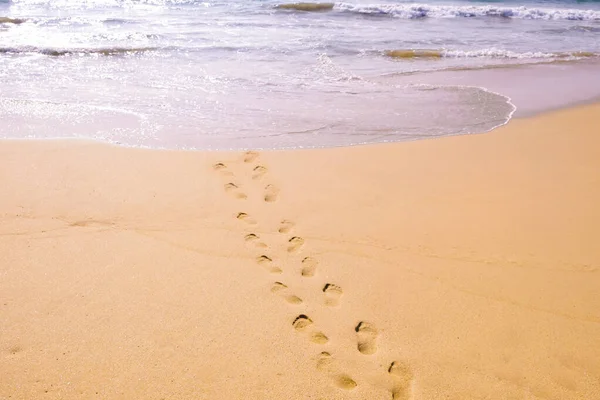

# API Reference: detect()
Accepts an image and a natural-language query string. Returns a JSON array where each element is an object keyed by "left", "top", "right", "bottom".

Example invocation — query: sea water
[{"left": 1, "top": 0, "right": 599, "bottom": 149}]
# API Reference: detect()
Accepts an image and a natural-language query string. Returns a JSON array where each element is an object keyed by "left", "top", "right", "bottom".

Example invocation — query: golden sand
[{"left": 1, "top": 104, "right": 599, "bottom": 399}]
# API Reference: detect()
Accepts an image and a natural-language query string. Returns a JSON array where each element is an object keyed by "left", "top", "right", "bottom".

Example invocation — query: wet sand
[{"left": 1, "top": 103, "right": 599, "bottom": 399}]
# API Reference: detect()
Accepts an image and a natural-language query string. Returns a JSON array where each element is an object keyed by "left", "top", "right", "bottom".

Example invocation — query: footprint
[
  {"left": 278, "top": 220, "right": 294, "bottom": 234},
  {"left": 224, "top": 183, "right": 247, "bottom": 199},
  {"left": 236, "top": 212, "right": 256, "bottom": 225},
  {"left": 310, "top": 331, "right": 329, "bottom": 344},
  {"left": 323, "top": 284, "right": 343, "bottom": 307},
  {"left": 388, "top": 361, "right": 415, "bottom": 400},
  {"left": 287, "top": 236, "right": 305, "bottom": 253},
  {"left": 264, "top": 184, "right": 279, "bottom": 202},
  {"left": 316, "top": 351, "right": 334, "bottom": 371},
  {"left": 335, "top": 375, "right": 359, "bottom": 390},
  {"left": 243, "top": 151, "right": 259, "bottom": 163},
  {"left": 244, "top": 233, "right": 267, "bottom": 248},
  {"left": 271, "top": 282, "right": 303, "bottom": 304},
  {"left": 301, "top": 257, "right": 318, "bottom": 277},
  {"left": 213, "top": 162, "right": 233, "bottom": 176},
  {"left": 257, "top": 255, "right": 282, "bottom": 274},
  {"left": 292, "top": 314, "right": 313, "bottom": 332},
  {"left": 316, "top": 352, "right": 357, "bottom": 390},
  {"left": 252, "top": 165, "right": 268, "bottom": 180},
  {"left": 355, "top": 321, "right": 378, "bottom": 355}
]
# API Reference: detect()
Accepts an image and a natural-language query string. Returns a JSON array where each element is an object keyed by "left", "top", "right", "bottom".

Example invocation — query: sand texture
[{"left": 1, "top": 104, "right": 600, "bottom": 399}]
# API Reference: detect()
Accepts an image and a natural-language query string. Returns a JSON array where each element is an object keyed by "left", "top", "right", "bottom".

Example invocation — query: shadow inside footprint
[{"left": 355, "top": 321, "right": 378, "bottom": 355}]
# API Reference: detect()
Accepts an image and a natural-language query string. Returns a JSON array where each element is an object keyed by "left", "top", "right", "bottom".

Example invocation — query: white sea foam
[
  {"left": 335, "top": 3, "right": 600, "bottom": 20},
  {"left": 443, "top": 48, "right": 596, "bottom": 59}
]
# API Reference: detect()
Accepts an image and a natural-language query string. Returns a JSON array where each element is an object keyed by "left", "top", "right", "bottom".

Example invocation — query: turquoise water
[{"left": 1, "top": 0, "right": 599, "bottom": 149}]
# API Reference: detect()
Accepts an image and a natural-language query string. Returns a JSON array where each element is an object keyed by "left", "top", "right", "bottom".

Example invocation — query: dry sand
[{"left": 1, "top": 104, "right": 599, "bottom": 400}]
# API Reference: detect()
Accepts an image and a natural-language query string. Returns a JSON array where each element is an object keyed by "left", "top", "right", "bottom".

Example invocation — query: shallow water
[{"left": 1, "top": 0, "right": 599, "bottom": 149}]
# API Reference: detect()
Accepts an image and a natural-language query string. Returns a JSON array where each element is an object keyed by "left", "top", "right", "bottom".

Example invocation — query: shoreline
[
  {"left": 1, "top": 102, "right": 599, "bottom": 399},
  {"left": 5, "top": 58, "right": 600, "bottom": 150}
]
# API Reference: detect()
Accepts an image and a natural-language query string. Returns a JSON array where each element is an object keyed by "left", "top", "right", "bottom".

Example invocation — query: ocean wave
[
  {"left": 0, "top": 46, "right": 158, "bottom": 56},
  {"left": 333, "top": 3, "right": 600, "bottom": 20},
  {"left": 384, "top": 48, "right": 599, "bottom": 59}
]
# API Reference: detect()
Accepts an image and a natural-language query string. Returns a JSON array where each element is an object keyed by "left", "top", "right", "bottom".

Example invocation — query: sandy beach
[{"left": 1, "top": 103, "right": 599, "bottom": 399}]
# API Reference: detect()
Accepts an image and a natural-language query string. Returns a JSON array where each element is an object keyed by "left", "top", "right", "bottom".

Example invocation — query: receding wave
[
  {"left": 0, "top": 17, "right": 26, "bottom": 24},
  {"left": 384, "top": 48, "right": 600, "bottom": 60},
  {"left": 0, "top": 46, "right": 158, "bottom": 56},
  {"left": 275, "top": 2, "right": 334, "bottom": 12},
  {"left": 280, "top": 2, "right": 600, "bottom": 20}
]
